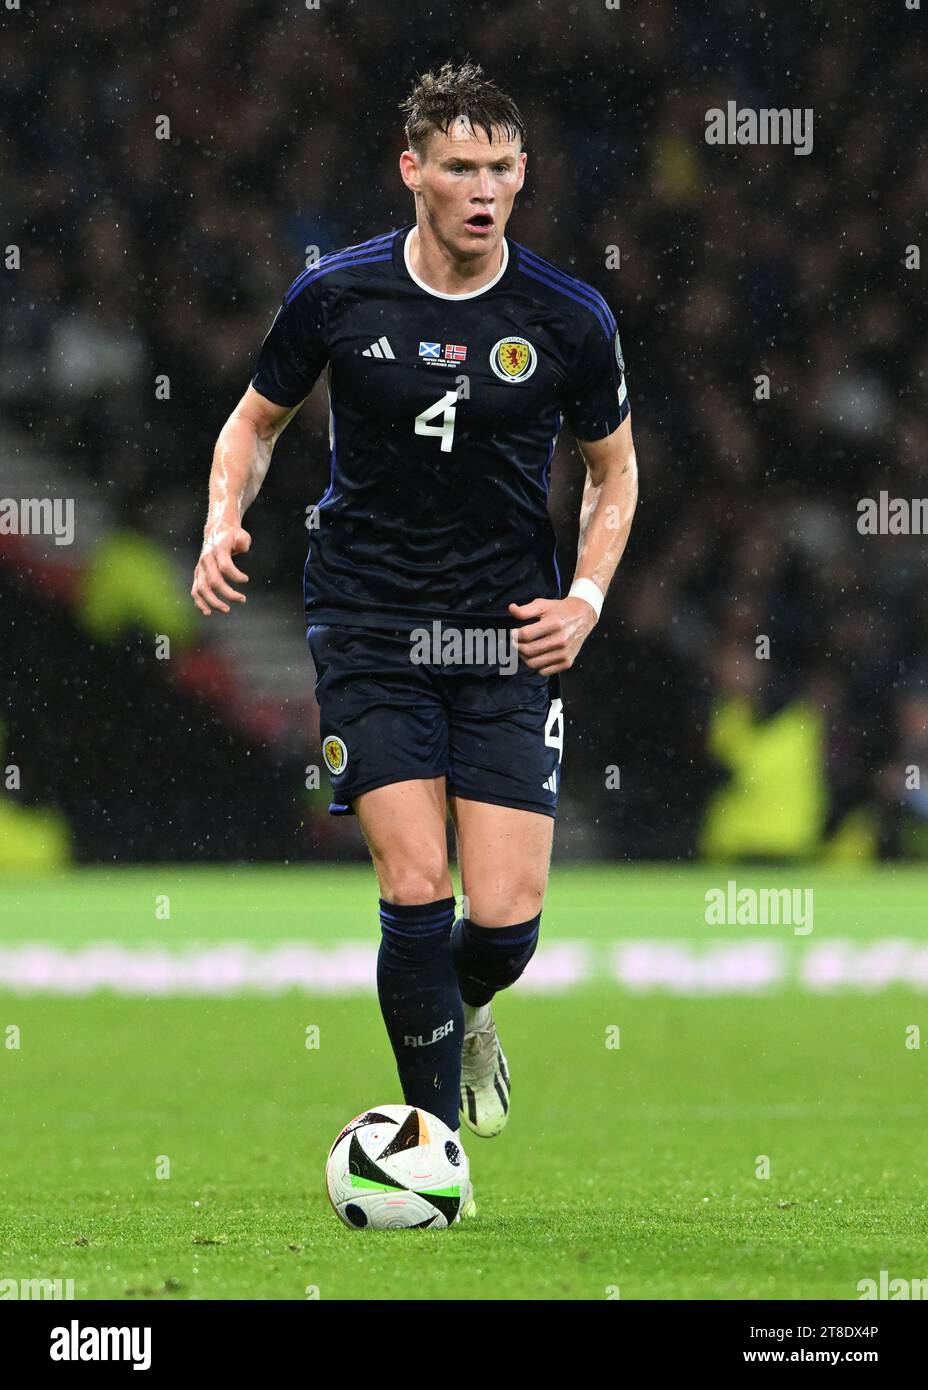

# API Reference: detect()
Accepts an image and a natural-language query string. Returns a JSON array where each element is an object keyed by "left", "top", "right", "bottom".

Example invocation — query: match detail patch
[{"left": 419, "top": 341, "right": 467, "bottom": 368}]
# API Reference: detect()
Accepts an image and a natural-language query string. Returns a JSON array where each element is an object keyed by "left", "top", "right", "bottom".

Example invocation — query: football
[{"left": 326, "top": 1105, "right": 468, "bottom": 1229}]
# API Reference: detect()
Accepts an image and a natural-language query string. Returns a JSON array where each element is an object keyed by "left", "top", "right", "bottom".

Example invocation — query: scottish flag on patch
[{"left": 418, "top": 341, "right": 441, "bottom": 358}]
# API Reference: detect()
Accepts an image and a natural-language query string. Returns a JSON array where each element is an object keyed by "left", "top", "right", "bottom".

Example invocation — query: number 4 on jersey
[{"left": 415, "top": 391, "right": 457, "bottom": 453}]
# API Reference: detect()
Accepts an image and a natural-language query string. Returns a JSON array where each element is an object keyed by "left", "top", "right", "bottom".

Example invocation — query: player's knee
[
  {"left": 467, "top": 877, "right": 547, "bottom": 927},
  {"left": 379, "top": 854, "right": 451, "bottom": 907}
]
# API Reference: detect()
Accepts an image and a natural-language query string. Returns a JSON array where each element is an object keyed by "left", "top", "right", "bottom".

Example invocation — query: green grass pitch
[{"left": 1, "top": 865, "right": 926, "bottom": 1300}]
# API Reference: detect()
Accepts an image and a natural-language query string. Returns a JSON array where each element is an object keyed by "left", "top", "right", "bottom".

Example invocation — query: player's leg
[
  {"left": 355, "top": 779, "right": 466, "bottom": 1139},
  {"left": 449, "top": 796, "right": 550, "bottom": 1016},
  {"left": 448, "top": 797, "right": 551, "bottom": 1136},
  {"left": 308, "top": 626, "right": 467, "bottom": 1142},
  {"left": 446, "top": 667, "right": 563, "bottom": 1136},
  {"left": 449, "top": 796, "right": 553, "bottom": 927},
  {"left": 356, "top": 776, "right": 453, "bottom": 905}
]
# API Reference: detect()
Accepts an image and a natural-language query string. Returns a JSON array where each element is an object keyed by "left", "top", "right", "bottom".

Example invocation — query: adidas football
[{"left": 326, "top": 1104, "right": 467, "bottom": 1229}]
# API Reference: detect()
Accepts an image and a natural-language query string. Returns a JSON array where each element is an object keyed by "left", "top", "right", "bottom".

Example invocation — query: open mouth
[{"left": 464, "top": 214, "right": 494, "bottom": 233}]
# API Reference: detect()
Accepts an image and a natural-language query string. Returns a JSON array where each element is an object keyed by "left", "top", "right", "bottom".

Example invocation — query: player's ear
[{"left": 399, "top": 148, "right": 420, "bottom": 193}]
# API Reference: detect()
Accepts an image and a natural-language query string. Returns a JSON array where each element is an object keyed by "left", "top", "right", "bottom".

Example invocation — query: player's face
[{"left": 408, "top": 120, "right": 526, "bottom": 258}]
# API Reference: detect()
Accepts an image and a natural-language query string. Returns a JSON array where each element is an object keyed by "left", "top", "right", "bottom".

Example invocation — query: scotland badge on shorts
[{"left": 322, "top": 735, "right": 348, "bottom": 775}]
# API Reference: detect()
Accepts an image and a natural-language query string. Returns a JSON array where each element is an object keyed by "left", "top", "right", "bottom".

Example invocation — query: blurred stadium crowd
[{"left": 1, "top": 0, "right": 925, "bottom": 862}]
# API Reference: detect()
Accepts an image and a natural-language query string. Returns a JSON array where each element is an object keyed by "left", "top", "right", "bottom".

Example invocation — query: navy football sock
[
  {"left": 450, "top": 913, "right": 541, "bottom": 1007},
  {"left": 377, "top": 898, "right": 464, "bottom": 1133}
]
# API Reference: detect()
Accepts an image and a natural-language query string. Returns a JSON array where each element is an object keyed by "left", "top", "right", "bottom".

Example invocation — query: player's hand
[
  {"left": 508, "top": 596, "right": 598, "bottom": 675},
  {"left": 191, "top": 524, "right": 251, "bottom": 616}
]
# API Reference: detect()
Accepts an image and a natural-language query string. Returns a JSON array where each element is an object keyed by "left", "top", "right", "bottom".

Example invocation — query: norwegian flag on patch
[{"left": 445, "top": 344, "right": 467, "bottom": 361}]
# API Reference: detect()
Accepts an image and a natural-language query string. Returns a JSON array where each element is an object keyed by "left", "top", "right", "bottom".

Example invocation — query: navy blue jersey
[{"left": 251, "top": 225, "right": 630, "bottom": 629}]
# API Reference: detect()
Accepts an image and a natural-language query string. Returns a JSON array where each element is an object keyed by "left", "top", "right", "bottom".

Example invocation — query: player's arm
[
  {"left": 511, "top": 413, "right": 638, "bottom": 674},
  {"left": 191, "top": 385, "right": 301, "bottom": 616},
  {"left": 573, "top": 411, "right": 639, "bottom": 605}
]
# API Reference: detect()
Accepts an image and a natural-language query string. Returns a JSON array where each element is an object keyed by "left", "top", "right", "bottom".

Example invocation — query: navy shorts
[{"left": 307, "top": 624, "right": 564, "bottom": 818}]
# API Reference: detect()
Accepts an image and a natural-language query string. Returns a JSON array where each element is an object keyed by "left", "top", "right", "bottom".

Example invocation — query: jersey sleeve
[
  {"left": 251, "top": 276, "right": 329, "bottom": 408},
  {"left": 562, "top": 311, "right": 630, "bottom": 441}
]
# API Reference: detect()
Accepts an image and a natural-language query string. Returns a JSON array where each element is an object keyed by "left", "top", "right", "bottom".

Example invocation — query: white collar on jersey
[{"left": 403, "top": 227, "right": 509, "bottom": 300}]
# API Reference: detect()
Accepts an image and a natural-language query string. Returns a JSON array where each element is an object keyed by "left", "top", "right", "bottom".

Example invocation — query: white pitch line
[{"left": 0, "top": 940, "right": 927, "bottom": 995}]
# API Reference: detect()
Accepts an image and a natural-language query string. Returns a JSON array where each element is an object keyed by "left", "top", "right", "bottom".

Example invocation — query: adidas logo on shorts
[{"left": 542, "top": 771, "right": 558, "bottom": 793}]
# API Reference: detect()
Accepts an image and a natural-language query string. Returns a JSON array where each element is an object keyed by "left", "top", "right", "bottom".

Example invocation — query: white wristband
[{"left": 568, "top": 577, "right": 604, "bottom": 618}]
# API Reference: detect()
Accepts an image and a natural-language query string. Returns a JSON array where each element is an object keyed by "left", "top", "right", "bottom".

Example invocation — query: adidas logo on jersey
[
  {"left": 362, "top": 336, "right": 395, "bottom": 359},
  {"left": 542, "top": 771, "right": 558, "bottom": 793}
]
